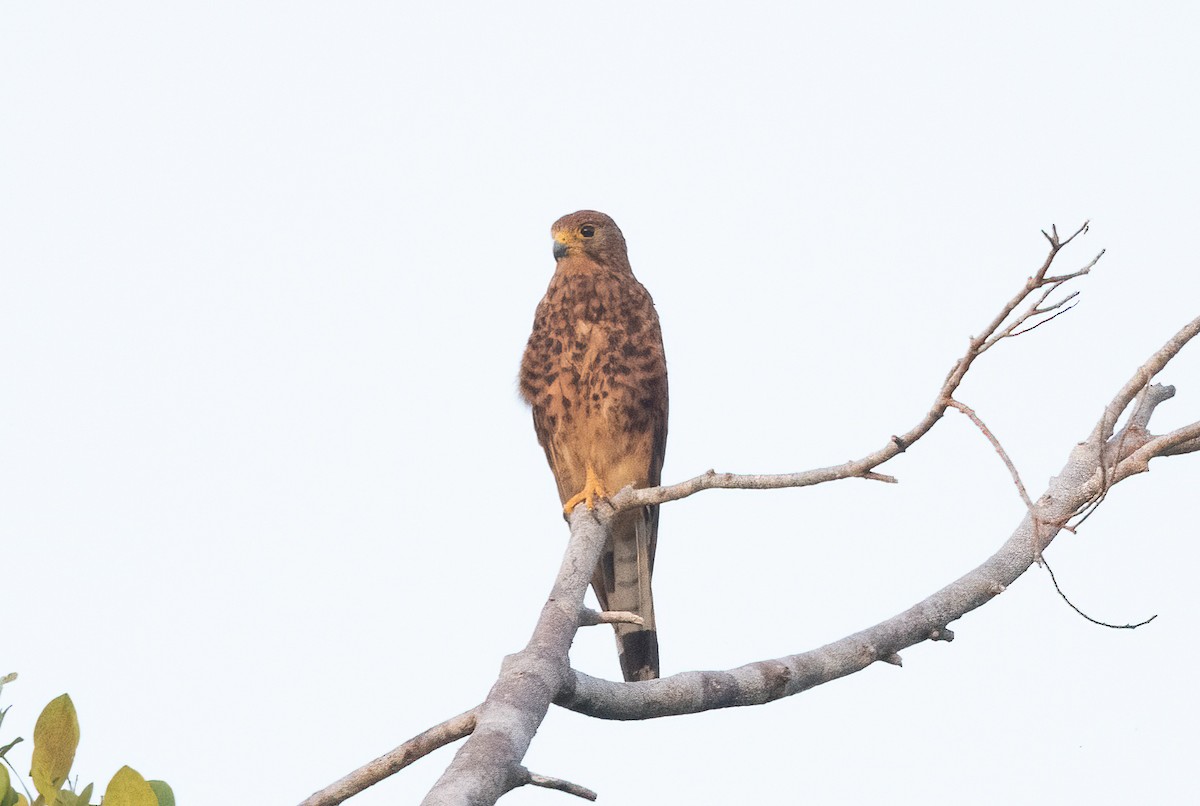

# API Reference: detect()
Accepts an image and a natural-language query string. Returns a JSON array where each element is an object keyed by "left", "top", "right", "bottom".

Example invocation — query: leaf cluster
[{"left": 0, "top": 676, "right": 173, "bottom": 806}]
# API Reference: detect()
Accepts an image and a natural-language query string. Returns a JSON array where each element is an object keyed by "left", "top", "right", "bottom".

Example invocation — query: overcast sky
[{"left": 2, "top": 3, "right": 1197, "bottom": 804}]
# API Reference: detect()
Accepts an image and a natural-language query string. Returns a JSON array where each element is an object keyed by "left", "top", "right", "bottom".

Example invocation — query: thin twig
[
  {"left": 1007, "top": 298, "right": 1079, "bottom": 338},
  {"left": 1043, "top": 245, "right": 1104, "bottom": 282},
  {"left": 1041, "top": 555, "right": 1157, "bottom": 630},
  {"left": 977, "top": 233, "right": 1102, "bottom": 354},
  {"left": 514, "top": 769, "right": 598, "bottom": 801},
  {"left": 946, "top": 399, "right": 1034, "bottom": 509}
]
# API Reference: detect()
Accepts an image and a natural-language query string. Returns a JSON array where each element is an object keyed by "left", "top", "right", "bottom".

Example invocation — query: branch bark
[{"left": 419, "top": 509, "right": 611, "bottom": 805}]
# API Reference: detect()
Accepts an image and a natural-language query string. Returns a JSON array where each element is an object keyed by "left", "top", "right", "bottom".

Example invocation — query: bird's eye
[{"left": 580, "top": 225, "right": 596, "bottom": 238}]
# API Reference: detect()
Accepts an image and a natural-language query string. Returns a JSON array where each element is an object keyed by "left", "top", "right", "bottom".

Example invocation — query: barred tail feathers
[{"left": 592, "top": 504, "right": 659, "bottom": 681}]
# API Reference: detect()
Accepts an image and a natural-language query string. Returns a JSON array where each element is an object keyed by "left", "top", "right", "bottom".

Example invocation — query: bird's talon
[{"left": 563, "top": 466, "right": 608, "bottom": 514}]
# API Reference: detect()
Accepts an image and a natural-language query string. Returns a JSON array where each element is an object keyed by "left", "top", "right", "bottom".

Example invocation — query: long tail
[{"left": 592, "top": 504, "right": 659, "bottom": 681}]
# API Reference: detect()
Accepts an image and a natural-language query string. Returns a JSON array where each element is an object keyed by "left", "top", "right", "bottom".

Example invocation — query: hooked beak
[{"left": 553, "top": 240, "right": 569, "bottom": 260}]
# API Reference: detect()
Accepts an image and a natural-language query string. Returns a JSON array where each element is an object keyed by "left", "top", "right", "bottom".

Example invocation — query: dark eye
[{"left": 580, "top": 225, "right": 595, "bottom": 237}]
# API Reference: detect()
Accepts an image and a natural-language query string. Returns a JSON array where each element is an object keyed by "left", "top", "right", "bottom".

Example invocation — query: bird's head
[{"left": 551, "top": 210, "right": 629, "bottom": 267}]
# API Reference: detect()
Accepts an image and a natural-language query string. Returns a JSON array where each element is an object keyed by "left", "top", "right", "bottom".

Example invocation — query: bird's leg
[{"left": 563, "top": 465, "right": 608, "bottom": 514}]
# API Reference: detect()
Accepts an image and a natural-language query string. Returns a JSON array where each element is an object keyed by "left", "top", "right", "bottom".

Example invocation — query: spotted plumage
[{"left": 519, "top": 210, "right": 668, "bottom": 682}]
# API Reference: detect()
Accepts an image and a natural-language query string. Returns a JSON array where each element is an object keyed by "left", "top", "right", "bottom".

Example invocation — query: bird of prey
[{"left": 519, "top": 210, "right": 668, "bottom": 682}]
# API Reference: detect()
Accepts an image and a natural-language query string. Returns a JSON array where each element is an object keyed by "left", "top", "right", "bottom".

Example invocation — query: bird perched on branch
[{"left": 519, "top": 210, "right": 669, "bottom": 682}]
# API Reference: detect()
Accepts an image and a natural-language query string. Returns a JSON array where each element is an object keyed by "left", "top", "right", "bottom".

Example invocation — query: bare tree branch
[
  {"left": 418, "top": 509, "right": 611, "bottom": 805},
  {"left": 1157, "top": 426, "right": 1200, "bottom": 457},
  {"left": 979, "top": 223, "right": 1100, "bottom": 353},
  {"left": 1091, "top": 314, "right": 1200, "bottom": 445},
  {"left": 1116, "top": 417, "right": 1200, "bottom": 477},
  {"left": 613, "top": 225, "right": 1099, "bottom": 511},
  {"left": 560, "top": 475, "right": 1071, "bottom": 718},
  {"left": 299, "top": 708, "right": 479, "bottom": 806},
  {"left": 557, "top": 319, "right": 1197, "bottom": 721}
]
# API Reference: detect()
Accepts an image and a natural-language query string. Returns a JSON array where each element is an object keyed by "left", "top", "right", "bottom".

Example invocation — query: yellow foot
[{"left": 563, "top": 465, "right": 609, "bottom": 514}]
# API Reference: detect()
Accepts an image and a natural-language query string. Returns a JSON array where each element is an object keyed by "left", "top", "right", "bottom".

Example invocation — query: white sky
[{"left": 2, "top": 3, "right": 1198, "bottom": 804}]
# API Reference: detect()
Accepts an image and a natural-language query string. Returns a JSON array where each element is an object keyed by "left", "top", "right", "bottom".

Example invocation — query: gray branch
[
  {"left": 299, "top": 708, "right": 479, "bottom": 806},
  {"left": 557, "top": 313, "right": 1199, "bottom": 722},
  {"left": 419, "top": 509, "right": 610, "bottom": 805}
]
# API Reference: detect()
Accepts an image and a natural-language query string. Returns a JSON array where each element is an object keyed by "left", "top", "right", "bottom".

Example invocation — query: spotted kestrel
[{"left": 519, "top": 210, "right": 668, "bottom": 682}]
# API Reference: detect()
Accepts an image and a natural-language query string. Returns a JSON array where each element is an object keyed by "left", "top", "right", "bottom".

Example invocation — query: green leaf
[
  {"left": 30, "top": 695, "right": 78, "bottom": 804},
  {"left": 101, "top": 767, "right": 156, "bottom": 806},
  {"left": 0, "top": 765, "right": 15, "bottom": 806},
  {"left": 147, "top": 781, "right": 174, "bottom": 806},
  {"left": 52, "top": 782, "right": 92, "bottom": 806},
  {"left": 14, "top": 795, "right": 27, "bottom": 806},
  {"left": 0, "top": 737, "right": 23, "bottom": 758},
  {"left": 52, "top": 790, "right": 78, "bottom": 806}
]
